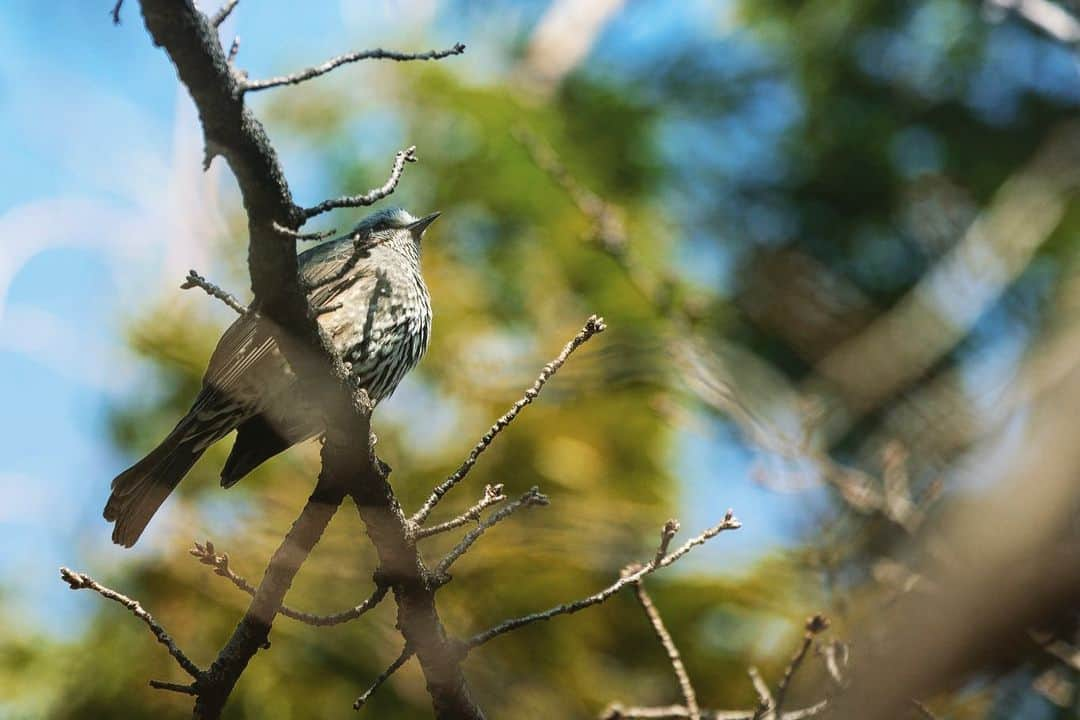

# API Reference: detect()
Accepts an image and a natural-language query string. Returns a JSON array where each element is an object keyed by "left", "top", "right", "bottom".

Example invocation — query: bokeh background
[{"left": 2, "top": 0, "right": 1079, "bottom": 717}]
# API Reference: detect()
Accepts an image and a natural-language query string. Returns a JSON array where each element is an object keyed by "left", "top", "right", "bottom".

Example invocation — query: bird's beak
[{"left": 408, "top": 212, "right": 440, "bottom": 236}]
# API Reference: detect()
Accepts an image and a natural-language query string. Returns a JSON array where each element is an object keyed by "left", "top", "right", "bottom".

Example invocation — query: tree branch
[
  {"left": 415, "top": 484, "right": 507, "bottom": 540},
  {"left": 301, "top": 146, "right": 417, "bottom": 220},
  {"left": 412, "top": 315, "right": 607, "bottom": 525},
  {"left": 354, "top": 645, "right": 416, "bottom": 710},
  {"left": 190, "top": 540, "right": 388, "bottom": 626},
  {"left": 773, "top": 615, "right": 830, "bottom": 714},
  {"left": 601, "top": 702, "right": 828, "bottom": 720},
  {"left": 60, "top": 568, "right": 202, "bottom": 680},
  {"left": 193, "top": 475, "right": 347, "bottom": 717},
  {"left": 131, "top": 4, "right": 480, "bottom": 716},
  {"left": 181, "top": 269, "right": 247, "bottom": 315},
  {"left": 464, "top": 511, "right": 741, "bottom": 650},
  {"left": 242, "top": 43, "right": 466, "bottom": 93},
  {"left": 633, "top": 580, "right": 700, "bottom": 720},
  {"left": 434, "top": 487, "right": 549, "bottom": 579},
  {"left": 209, "top": 0, "right": 239, "bottom": 28}
]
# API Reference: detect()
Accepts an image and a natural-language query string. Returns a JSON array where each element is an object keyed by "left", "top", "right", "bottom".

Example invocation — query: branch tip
[
  {"left": 303, "top": 146, "right": 418, "bottom": 219},
  {"left": 210, "top": 0, "right": 240, "bottom": 28},
  {"left": 412, "top": 315, "right": 607, "bottom": 524}
]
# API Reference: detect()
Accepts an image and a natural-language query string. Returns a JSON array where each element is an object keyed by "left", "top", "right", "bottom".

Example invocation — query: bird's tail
[{"left": 103, "top": 421, "right": 208, "bottom": 547}]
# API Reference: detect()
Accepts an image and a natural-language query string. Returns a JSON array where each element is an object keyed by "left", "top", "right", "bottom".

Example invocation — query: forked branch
[
  {"left": 190, "top": 540, "right": 388, "bottom": 626},
  {"left": 465, "top": 511, "right": 741, "bottom": 651}
]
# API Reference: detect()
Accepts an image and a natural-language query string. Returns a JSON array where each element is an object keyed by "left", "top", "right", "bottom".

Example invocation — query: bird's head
[{"left": 352, "top": 207, "right": 439, "bottom": 259}]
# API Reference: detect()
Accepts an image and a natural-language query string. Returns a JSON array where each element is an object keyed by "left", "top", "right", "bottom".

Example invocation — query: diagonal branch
[
  {"left": 412, "top": 315, "right": 607, "bottom": 525},
  {"left": 773, "top": 615, "right": 830, "bottom": 714},
  {"left": 60, "top": 568, "right": 202, "bottom": 680},
  {"left": 190, "top": 540, "right": 388, "bottom": 626},
  {"left": 633, "top": 580, "right": 700, "bottom": 720},
  {"left": 415, "top": 484, "right": 507, "bottom": 540},
  {"left": 209, "top": 0, "right": 239, "bottom": 28},
  {"left": 302, "top": 146, "right": 417, "bottom": 219},
  {"left": 242, "top": 43, "right": 466, "bottom": 93},
  {"left": 434, "top": 487, "right": 549, "bottom": 579},
  {"left": 464, "top": 511, "right": 741, "bottom": 651},
  {"left": 181, "top": 269, "right": 247, "bottom": 315},
  {"left": 193, "top": 474, "right": 347, "bottom": 717},
  {"left": 354, "top": 645, "right": 416, "bottom": 710},
  {"left": 132, "top": 4, "right": 481, "bottom": 717}
]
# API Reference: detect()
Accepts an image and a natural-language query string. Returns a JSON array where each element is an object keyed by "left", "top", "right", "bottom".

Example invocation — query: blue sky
[{"left": 0, "top": 0, "right": 825, "bottom": 635}]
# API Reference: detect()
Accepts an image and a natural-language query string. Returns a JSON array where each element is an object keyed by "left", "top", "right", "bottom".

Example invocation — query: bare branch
[
  {"left": 302, "top": 146, "right": 418, "bottom": 220},
  {"left": 817, "top": 640, "right": 848, "bottom": 688},
  {"left": 227, "top": 36, "right": 240, "bottom": 64},
  {"left": 633, "top": 580, "right": 700, "bottom": 720},
  {"left": 465, "top": 511, "right": 741, "bottom": 650},
  {"left": 189, "top": 540, "right": 388, "bottom": 626},
  {"left": 150, "top": 680, "right": 199, "bottom": 695},
  {"left": 654, "top": 519, "right": 681, "bottom": 564},
  {"left": 412, "top": 314, "right": 607, "bottom": 525},
  {"left": 773, "top": 615, "right": 830, "bottom": 714},
  {"left": 749, "top": 667, "right": 774, "bottom": 720},
  {"left": 415, "top": 483, "right": 507, "bottom": 540},
  {"left": 59, "top": 567, "right": 202, "bottom": 679},
  {"left": 111, "top": 0, "right": 124, "bottom": 25},
  {"left": 434, "top": 487, "right": 549, "bottom": 579},
  {"left": 242, "top": 43, "right": 466, "bottom": 93},
  {"left": 601, "top": 705, "right": 827, "bottom": 720},
  {"left": 911, "top": 700, "right": 939, "bottom": 719},
  {"left": 353, "top": 645, "right": 415, "bottom": 710},
  {"left": 210, "top": 0, "right": 239, "bottom": 28},
  {"left": 126, "top": 3, "right": 481, "bottom": 716},
  {"left": 272, "top": 221, "right": 337, "bottom": 241},
  {"left": 180, "top": 269, "right": 247, "bottom": 315}
]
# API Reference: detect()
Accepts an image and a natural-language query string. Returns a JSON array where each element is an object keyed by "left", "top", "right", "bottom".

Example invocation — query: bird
[{"left": 103, "top": 207, "right": 438, "bottom": 547}]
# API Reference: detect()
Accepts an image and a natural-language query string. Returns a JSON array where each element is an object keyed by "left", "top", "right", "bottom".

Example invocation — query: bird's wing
[
  {"left": 300, "top": 237, "right": 377, "bottom": 310},
  {"left": 189, "top": 238, "right": 378, "bottom": 421},
  {"left": 202, "top": 310, "right": 278, "bottom": 400}
]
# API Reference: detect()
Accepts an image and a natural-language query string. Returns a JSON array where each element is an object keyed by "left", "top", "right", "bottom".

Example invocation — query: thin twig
[
  {"left": 180, "top": 269, "right": 247, "bottom": 315},
  {"left": 190, "top": 540, "right": 388, "bottom": 626},
  {"left": 412, "top": 315, "right": 607, "bottom": 525},
  {"left": 227, "top": 36, "right": 241, "bottom": 64},
  {"left": 773, "top": 615, "right": 830, "bottom": 714},
  {"left": 415, "top": 484, "right": 507, "bottom": 539},
  {"left": 749, "top": 667, "right": 774, "bottom": 720},
  {"left": 465, "top": 511, "right": 741, "bottom": 650},
  {"left": 273, "top": 221, "right": 337, "bottom": 241},
  {"left": 353, "top": 646, "right": 415, "bottom": 710},
  {"left": 817, "top": 640, "right": 848, "bottom": 688},
  {"left": 242, "top": 43, "right": 466, "bottom": 92},
  {"left": 633, "top": 580, "right": 700, "bottom": 720},
  {"left": 59, "top": 568, "right": 202, "bottom": 679},
  {"left": 911, "top": 700, "right": 939, "bottom": 719},
  {"left": 210, "top": 0, "right": 240, "bottom": 28},
  {"left": 149, "top": 680, "right": 198, "bottom": 695},
  {"left": 434, "top": 487, "right": 549, "bottom": 579},
  {"left": 654, "top": 519, "right": 681, "bottom": 564},
  {"left": 111, "top": 0, "right": 124, "bottom": 24},
  {"left": 601, "top": 705, "right": 827, "bottom": 720},
  {"left": 302, "top": 147, "right": 417, "bottom": 219}
]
